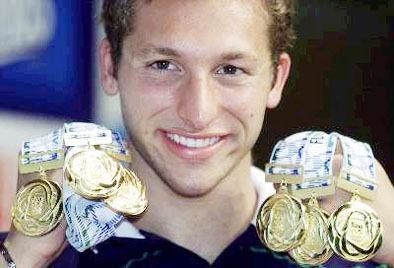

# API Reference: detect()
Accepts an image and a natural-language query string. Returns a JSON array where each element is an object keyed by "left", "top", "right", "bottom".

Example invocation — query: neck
[{"left": 132, "top": 153, "right": 257, "bottom": 263}]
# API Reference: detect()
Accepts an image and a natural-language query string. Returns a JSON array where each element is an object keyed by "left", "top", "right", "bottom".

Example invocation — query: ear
[
  {"left": 266, "top": 52, "right": 291, "bottom": 109},
  {"left": 99, "top": 39, "right": 119, "bottom": 96}
]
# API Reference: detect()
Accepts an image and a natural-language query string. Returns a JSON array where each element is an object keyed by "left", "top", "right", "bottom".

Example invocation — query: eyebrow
[
  {"left": 134, "top": 46, "right": 259, "bottom": 62},
  {"left": 137, "top": 46, "right": 181, "bottom": 58},
  {"left": 220, "top": 52, "right": 246, "bottom": 61},
  {"left": 220, "top": 52, "right": 260, "bottom": 63}
]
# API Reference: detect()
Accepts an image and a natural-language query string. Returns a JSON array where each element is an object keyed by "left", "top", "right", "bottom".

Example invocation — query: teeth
[{"left": 166, "top": 133, "right": 220, "bottom": 148}]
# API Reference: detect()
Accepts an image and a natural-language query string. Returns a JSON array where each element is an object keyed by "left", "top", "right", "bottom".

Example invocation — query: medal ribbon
[
  {"left": 19, "top": 128, "right": 64, "bottom": 174},
  {"left": 62, "top": 123, "right": 129, "bottom": 252},
  {"left": 289, "top": 131, "right": 337, "bottom": 198},
  {"left": 265, "top": 131, "right": 315, "bottom": 183},
  {"left": 333, "top": 132, "right": 376, "bottom": 200},
  {"left": 267, "top": 131, "right": 336, "bottom": 194},
  {"left": 63, "top": 184, "right": 123, "bottom": 251}
]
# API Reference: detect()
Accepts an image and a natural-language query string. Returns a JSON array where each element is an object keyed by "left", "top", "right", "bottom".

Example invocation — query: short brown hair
[{"left": 101, "top": 0, "right": 296, "bottom": 72}]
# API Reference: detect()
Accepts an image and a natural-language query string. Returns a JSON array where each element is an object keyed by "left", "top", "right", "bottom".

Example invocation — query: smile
[{"left": 166, "top": 133, "right": 221, "bottom": 149}]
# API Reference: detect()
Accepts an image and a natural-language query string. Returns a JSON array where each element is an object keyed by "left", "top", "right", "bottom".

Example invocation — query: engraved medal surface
[
  {"left": 256, "top": 185, "right": 306, "bottom": 252},
  {"left": 328, "top": 195, "right": 382, "bottom": 262},
  {"left": 12, "top": 178, "right": 63, "bottom": 236},
  {"left": 289, "top": 198, "right": 333, "bottom": 265},
  {"left": 105, "top": 167, "right": 148, "bottom": 216},
  {"left": 65, "top": 148, "right": 122, "bottom": 199}
]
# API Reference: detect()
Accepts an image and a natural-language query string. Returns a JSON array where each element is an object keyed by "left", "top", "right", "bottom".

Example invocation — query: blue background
[{"left": 0, "top": 0, "right": 93, "bottom": 120}]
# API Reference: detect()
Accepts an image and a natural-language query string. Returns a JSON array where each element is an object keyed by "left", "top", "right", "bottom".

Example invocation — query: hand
[
  {"left": 3, "top": 168, "right": 67, "bottom": 268},
  {"left": 319, "top": 155, "right": 394, "bottom": 265}
]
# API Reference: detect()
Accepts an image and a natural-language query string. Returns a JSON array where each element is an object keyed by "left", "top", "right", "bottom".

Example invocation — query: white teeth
[{"left": 166, "top": 133, "right": 220, "bottom": 148}]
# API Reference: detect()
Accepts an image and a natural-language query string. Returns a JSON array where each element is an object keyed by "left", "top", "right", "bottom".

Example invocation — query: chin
[{"left": 164, "top": 173, "right": 223, "bottom": 198}]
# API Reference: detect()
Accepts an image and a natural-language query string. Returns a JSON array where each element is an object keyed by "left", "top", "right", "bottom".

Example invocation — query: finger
[{"left": 332, "top": 154, "right": 343, "bottom": 177}]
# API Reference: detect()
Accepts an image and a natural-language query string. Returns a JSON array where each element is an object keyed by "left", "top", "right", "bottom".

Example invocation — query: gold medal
[
  {"left": 12, "top": 171, "right": 63, "bottom": 236},
  {"left": 64, "top": 147, "right": 123, "bottom": 199},
  {"left": 256, "top": 183, "right": 306, "bottom": 252},
  {"left": 289, "top": 197, "right": 333, "bottom": 265},
  {"left": 105, "top": 167, "right": 148, "bottom": 216},
  {"left": 328, "top": 194, "right": 382, "bottom": 262}
]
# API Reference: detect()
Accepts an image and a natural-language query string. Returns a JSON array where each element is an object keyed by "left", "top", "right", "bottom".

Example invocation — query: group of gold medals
[
  {"left": 256, "top": 131, "right": 383, "bottom": 265},
  {"left": 10, "top": 125, "right": 383, "bottom": 265},
  {"left": 12, "top": 123, "right": 148, "bottom": 238},
  {"left": 64, "top": 146, "right": 147, "bottom": 216}
]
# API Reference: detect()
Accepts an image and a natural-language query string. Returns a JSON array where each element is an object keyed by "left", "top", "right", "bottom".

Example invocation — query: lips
[
  {"left": 166, "top": 133, "right": 220, "bottom": 148},
  {"left": 161, "top": 130, "right": 226, "bottom": 160}
]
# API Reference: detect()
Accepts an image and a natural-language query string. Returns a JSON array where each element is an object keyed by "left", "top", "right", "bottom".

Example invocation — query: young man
[{"left": 2, "top": 0, "right": 394, "bottom": 267}]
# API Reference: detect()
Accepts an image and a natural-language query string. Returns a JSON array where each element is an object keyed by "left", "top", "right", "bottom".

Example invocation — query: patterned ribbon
[
  {"left": 333, "top": 132, "right": 376, "bottom": 200},
  {"left": 289, "top": 131, "right": 337, "bottom": 197},
  {"left": 63, "top": 184, "right": 123, "bottom": 252},
  {"left": 62, "top": 123, "right": 128, "bottom": 252},
  {"left": 265, "top": 131, "right": 314, "bottom": 181},
  {"left": 19, "top": 128, "right": 64, "bottom": 174},
  {"left": 267, "top": 131, "right": 336, "bottom": 186},
  {"left": 268, "top": 131, "right": 376, "bottom": 199}
]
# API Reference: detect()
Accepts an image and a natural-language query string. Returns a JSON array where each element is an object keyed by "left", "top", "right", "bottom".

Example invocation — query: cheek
[
  {"left": 234, "top": 90, "right": 267, "bottom": 138},
  {"left": 119, "top": 80, "right": 175, "bottom": 128},
  {"left": 128, "top": 74, "right": 177, "bottom": 104},
  {"left": 223, "top": 88, "right": 267, "bottom": 121}
]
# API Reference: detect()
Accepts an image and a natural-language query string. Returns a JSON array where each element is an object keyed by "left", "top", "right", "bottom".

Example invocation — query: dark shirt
[{"left": 1, "top": 225, "right": 385, "bottom": 268}]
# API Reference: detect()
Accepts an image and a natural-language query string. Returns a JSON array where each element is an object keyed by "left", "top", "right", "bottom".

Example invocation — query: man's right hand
[{"left": 2, "top": 168, "right": 67, "bottom": 268}]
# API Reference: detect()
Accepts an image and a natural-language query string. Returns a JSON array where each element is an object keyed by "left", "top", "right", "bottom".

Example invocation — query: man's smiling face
[{"left": 101, "top": 0, "right": 290, "bottom": 197}]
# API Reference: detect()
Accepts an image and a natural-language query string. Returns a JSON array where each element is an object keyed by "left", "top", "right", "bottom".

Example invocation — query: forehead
[
  {"left": 135, "top": 0, "right": 268, "bottom": 17},
  {"left": 126, "top": 0, "right": 271, "bottom": 56},
  {"left": 134, "top": 0, "right": 269, "bottom": 29}
]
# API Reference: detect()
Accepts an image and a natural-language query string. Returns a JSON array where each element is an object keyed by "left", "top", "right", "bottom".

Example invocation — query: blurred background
[{"left": 0, "top": 0, "right": 393, "bottom": 231}]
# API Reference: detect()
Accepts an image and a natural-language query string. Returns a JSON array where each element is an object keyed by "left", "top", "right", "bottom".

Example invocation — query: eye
[
  {"left": 149, "top": 60, "right": 179, "bottom": 71},
  {"left": 216, "top": 65, "right": 244, "bottom": 75}
]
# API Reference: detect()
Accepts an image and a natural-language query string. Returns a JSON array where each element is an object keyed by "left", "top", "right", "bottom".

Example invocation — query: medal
[
  {"left": 289, "top": 197, "right": 333, "bottom": 265},
  {"left": 12, "top": 170, "right": 63, "bottom": 236},
  {"left": 258, "top": 131, "right": 340, "bottom": 264},
  {"left": 287, "top": 132, "right": 336, "bottom": 265},
  {"left": 105, "top": 167, "right": 148, "bottom": 216},
  {"left": 328, "top": 133, "right": 383, "bottom": 262},
  {"left": 64, "top": 147, "right": 123, "bottom": 200},
  {"left": 256, "top": 182, "right": 306, "bottom": 252},
  {"left": 328, "top": 194, "right": 382, "bottom": 262},
  {"left": 257, "top": 133, "right": 313, "bottom": 252}
]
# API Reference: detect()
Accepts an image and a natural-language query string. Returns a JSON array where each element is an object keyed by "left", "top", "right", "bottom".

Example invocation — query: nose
[{"left": 177, "top": 74, "right": 218, "bottom": 130}]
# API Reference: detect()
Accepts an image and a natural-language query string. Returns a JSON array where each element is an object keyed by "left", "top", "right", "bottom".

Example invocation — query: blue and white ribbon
[
  {"left": 267, "top": 131, "right": 336, "bottom": 198},
  {"left": 21, "top": 129, "right": 64, "bottom": 156},
  {"left": 63, "top": 122, "right": 112, "bottom": 147},
  {"left": 266, "top": 131, "right": 376, "bottom": 199},
  {"left": 63, "top": 184, "right": 123, "bottom": 252},
  {"left": 289, "top": 132, "right": 337, "bottom": 198},
  {"left": 19, "top": 128, "right": 64, "bottom": 173},
  {"left": 99, "top": 130, "right": 131, "bottom": 163},
  {"left": 333, "top": 133, "right": 376, "bottom": 200},
  {"left": 265, "top": 131, "right": 315, "bottom": 183}
]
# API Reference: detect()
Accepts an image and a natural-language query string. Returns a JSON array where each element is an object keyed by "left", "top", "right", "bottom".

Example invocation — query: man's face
[{"left": 101, "top": 0, "right": 290, "bottom": 197}]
